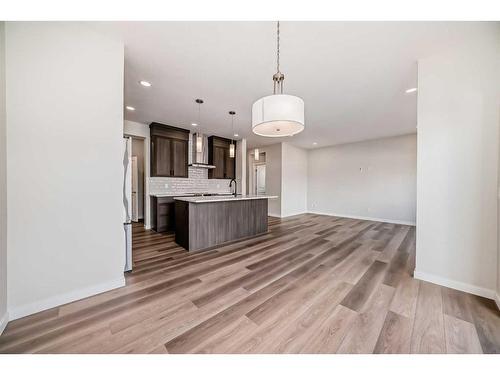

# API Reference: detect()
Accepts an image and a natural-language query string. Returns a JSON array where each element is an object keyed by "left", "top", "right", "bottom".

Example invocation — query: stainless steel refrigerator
[{"left": 123, "top": 136, "right": 133, "bottom": 272}]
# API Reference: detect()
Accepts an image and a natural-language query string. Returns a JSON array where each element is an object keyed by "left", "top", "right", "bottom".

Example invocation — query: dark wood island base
[{"left": 174, "top": 197, "right": 272, "bottom": 251}]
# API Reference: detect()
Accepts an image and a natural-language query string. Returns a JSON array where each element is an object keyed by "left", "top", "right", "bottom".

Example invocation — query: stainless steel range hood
[{"left": 189, "top": 133, "right": 216, "bottom": 169}]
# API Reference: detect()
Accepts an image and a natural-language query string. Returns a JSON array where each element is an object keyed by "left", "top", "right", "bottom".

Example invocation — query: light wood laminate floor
[{"left": 1, "top": 214, "right": 499, "bottom": 353}]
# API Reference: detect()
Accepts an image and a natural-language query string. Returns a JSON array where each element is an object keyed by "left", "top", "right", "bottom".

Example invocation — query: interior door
[{"left": 131, "top": 156, "right": 139, "bottom": 222}]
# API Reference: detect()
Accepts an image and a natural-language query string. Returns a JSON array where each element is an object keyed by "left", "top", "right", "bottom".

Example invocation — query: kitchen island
[
  {"left": 150, "top": 192, "right": 236, "bottom": 233},
  {"left": 174, "top": 195, "right": 278, "bottom": 251}
]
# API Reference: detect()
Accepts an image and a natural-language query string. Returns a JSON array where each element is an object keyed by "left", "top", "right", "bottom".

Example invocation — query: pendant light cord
[
  {"left": 276, "top": 21, "right": 280, "bottom": 73},
  {"left": 197, "top": 103, "right": 201, "bottom": 130},
  {"left": 273, "top": 21, "right": 284, "bottom": 94}
]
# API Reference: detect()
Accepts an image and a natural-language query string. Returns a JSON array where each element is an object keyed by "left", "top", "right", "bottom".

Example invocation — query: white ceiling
[{"left": 91, "top": 21, "right": 482, "bottom": 148}]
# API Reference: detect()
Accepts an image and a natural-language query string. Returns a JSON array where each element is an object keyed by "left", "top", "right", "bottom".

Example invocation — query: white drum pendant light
[{"left": 252, "top": 21, "right": 305, "bottom": 137}]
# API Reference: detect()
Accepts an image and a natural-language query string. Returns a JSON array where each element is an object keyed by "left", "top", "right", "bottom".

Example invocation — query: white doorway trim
[
  {"left": 124, "top": 126, "right": 150, "bottom": 228},
  {"left": 254, "top": 163, "right": 266, "bottom": 195},
  {"left": 131, "top": 156, "right": 139, "bottom": 222}
]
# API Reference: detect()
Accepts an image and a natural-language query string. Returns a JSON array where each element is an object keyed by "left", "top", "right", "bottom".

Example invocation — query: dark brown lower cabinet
[{"left": 151, "top": 196, "right": 175, "bottom": 233}]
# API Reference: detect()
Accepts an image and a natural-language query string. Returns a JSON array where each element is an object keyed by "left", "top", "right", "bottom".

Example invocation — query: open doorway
[
  {"left": 123, "top": 135, "right": 147, "bottom": 273},
  {"left": 249, "top": 151, "right": 266, "bottom": 195},
  {"left": 131, "top": 138, "right": 145, "bottom": 223},
  {"left": 255, "top": 164, "right": 266, "bottom": 194}
]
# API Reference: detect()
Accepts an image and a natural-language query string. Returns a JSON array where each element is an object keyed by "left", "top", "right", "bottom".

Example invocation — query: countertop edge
[
  {"left": 174, "top": 195, "right": 278, "bottom": 203},
  {"left": 150, "top": 192, "right": 232, "bottom": 198}
]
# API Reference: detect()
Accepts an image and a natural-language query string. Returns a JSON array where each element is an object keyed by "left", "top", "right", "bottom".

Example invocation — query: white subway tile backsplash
[{"left": 149, "top": 167, "right": 232, "bottom": 195}]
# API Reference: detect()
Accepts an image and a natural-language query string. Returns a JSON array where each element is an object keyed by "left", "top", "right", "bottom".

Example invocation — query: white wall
[
  {"left": 0, "top": 22, "right": 8, "bottom": 334},
  {"left": 281, "top": 143, "right": 308, "bottom": 217},
  {"left": 6, "top": 22, "right": 125, "bottom": 319},
  {"left": 498, "top": 195, "right": 500, "bottom": 307},
  {"left": 248, "top": 144, "right": 282, "bottom": 217},
  {"left": 248, "top": 143, "right": 307, "bottom": 218},
  {"left": 416, "top": 24, "right": 500, "bottom": 299},
  {"left": 236, "top": 139, "right": 247, "bottom": 195},
  {"left": 124, "top": 120, "right": 150, "bottom": 139},
  {"left": 308, "top": 134, "right": 417, "bottom": 225},
  {"left": 263, "top": 144, "right": 282, "bottom": 217}
]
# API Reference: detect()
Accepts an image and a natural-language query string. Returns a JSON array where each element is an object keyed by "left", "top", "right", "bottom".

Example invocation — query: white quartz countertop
[
  {"left": 173, "top": 195, "right": 278, "bottom": 203},
  {"left": 150, "top": 192, "right": 233, "bottom": 198}
]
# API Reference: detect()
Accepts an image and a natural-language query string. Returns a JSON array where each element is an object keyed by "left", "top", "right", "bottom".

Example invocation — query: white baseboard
[
  {"left": 307, "top": 211, "right": 416, "bottom": 226},
  {"left": 495, "top": 293, "right": 500, "bottom": 311},
  {"left": 280, "top": 211, "right": 309, "bottom": 218},
  {"left": 270, "top": 211, "right": 416, "bottom": 225},
  {"left": 0, "top": 311, "right": 8, "bottom": 336},
  {"left": 414, "top": 270, "right": 495, "bottom": 300},
  {"left": 8, "top": 276, "right": 126, "bottom": 321}
]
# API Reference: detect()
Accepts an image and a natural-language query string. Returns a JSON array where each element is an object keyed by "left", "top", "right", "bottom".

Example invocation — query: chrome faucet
[{"left": 229, "top": 178, "right": 237, "bottom": 197}]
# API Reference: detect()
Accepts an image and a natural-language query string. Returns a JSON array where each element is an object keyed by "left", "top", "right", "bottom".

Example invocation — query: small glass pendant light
[
  {"left": 196, "top": 134, "right": 203, "bottom": 153},
  {"left": 195, "top": 99, "right": 204, "bottom": 153},
  {"left": 229, "top": 111, "right": 236, "bottom": 158}
]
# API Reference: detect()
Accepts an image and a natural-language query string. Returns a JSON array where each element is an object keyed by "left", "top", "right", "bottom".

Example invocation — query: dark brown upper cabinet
[
  {"left": 150, "top": 123, "right": 189, "bottom": 178},
  {"left": 208, "top": 136, "right": 236, "bottom": 180}
]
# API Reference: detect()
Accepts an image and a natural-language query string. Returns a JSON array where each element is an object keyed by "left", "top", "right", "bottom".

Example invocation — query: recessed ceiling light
[
  {"left": 139, "top": 81, "right": 152, "bottom": 87},
  {"left": 191, "top": 123, "right": 198, "bottom": 127},
  {"left": 405, "top": 87, "right": 417, "bottom": 93},
  {"left": 234, "top": 133, "right": 239, "bottom": 137},
  {"left": 313, "top": 142, "right": 318, "bottom": 145},
  {"left": 126, "top": 106, "right": 135, "bottom": 111}
]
